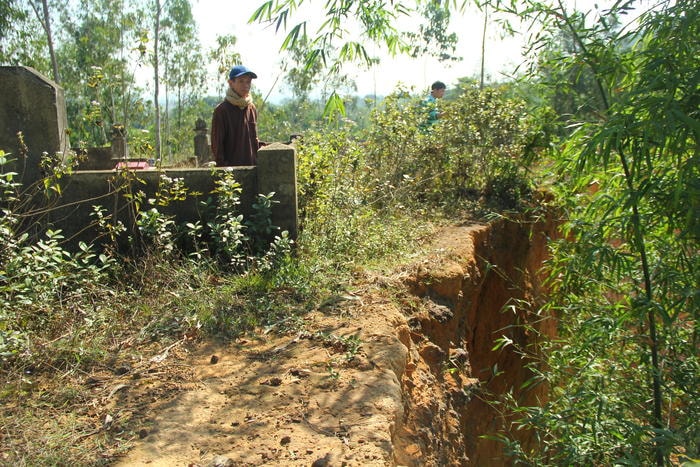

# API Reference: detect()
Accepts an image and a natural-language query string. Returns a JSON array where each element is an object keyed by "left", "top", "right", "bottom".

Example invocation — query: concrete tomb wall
[{"left": 0, "top": 66, "right": 298, "bottom": 249}]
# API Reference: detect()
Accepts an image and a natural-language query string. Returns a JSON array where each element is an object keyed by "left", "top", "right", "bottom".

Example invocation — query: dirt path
[{"left": 109, "top": 231, "right": 451, "bottom": 467}]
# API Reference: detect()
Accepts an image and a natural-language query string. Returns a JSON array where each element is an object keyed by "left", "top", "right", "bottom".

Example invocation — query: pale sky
[{"left": 191, "top": 1, "right": 528, "bottom": 102}]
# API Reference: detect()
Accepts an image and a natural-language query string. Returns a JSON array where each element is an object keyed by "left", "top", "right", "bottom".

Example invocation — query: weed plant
[
  {"left": 293, "top": 83, "right": 544, "bottom": 269},
  {"left": 0, "top": 149, "right": 299, "bottom": 369}
]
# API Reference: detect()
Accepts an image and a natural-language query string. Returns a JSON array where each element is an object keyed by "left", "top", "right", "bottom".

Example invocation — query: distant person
[
  {"left": 211, "top": 65, "right": 265, "bottom": 166},
  {"left": 422, "top": 80, "right": 446, "bottom": 127}
]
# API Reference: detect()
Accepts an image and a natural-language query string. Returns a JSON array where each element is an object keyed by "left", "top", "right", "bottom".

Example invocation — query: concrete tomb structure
[
  {"left": 0, "top": 66, "right": 70, "bottom": 186},
  {"left": 0, "top": 66, "right": 298, "bottom": 249}
]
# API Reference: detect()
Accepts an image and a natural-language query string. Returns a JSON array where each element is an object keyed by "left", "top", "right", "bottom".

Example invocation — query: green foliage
[
  {"left": 363, "top": 84, "right": 542, "bottom": 210},
  {"left": 111, "top": 168, "right": 293, "bottom": 273},
  {"left": 295, "top": 125, "right": 391, "bottom": 263},
  {"left": 290, "top": 81, "right": 546, "bottom": 277},
  {"left": 404, "top": 1, "right": 460, "bottom": 62},
  {"left": 0, "top": 0, "right": 208, "bottom": 161},
  {"left": 0, "top": 0, "right": 52, "bottom": 73},
  {"left": 251, "top": 0, "right": 412, "bottom": 73},
  {"left": 0, "top": 148, "right": 296, "bottom": 372},
  {"left": 6, "top": 1, "right": 695, "bottom": 464},
  {"left": 486, "top": 0, "right": 699, "bottom": 464},
  {"left": 58, "top": 1, "right": 149, "bottom": 147},
  {"left": 0, "top": 227, "right": 115, "bottom": 366}
]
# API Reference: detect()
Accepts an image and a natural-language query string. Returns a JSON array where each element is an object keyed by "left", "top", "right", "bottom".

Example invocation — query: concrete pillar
[
  {"left": 256, "top": 143, "right": 298, "bottom": 240},
  {"left": 0, "top": 66, "right": 70, "bottom": 186},
  {"left": 110, "top": 124, "right": 128, "bottom": 159},
  {"left": 194, "top": 118, "right": 211, "bottom": 165}
]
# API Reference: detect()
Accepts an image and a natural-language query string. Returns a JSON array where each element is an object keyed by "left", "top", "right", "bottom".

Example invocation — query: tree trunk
[
  {"left": 153, "top": 0, "right": 162, "bottom": 162},
  {"left": 480, "top": 5, "right": 487, "bottom": 90},
  {"left": 31, "top": 0, "right": 60, "bottom": 83}
]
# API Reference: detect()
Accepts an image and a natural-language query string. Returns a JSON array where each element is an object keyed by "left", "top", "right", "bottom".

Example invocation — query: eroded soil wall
[{"left": 393, "top": 216, "right": 558, "bottom": 466}]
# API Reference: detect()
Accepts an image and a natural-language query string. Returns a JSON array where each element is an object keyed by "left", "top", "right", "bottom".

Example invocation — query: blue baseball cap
[{"left": 229, "top": 65, "right": 257, "bottom": 79}]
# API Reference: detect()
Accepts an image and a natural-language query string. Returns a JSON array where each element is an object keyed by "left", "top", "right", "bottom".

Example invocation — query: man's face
[
  {"left": 432, "top": 87, "right": 445, "bottom": 99},
  {"left": 229, "top": 75, "right": 253, "bottom": 98}
]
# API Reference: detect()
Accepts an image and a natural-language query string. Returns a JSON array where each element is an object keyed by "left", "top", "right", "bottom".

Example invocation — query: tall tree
[
  {"left": 404, "top": 0, "right": 460, "bottom": 62},
  {"left": 152, "top": 0, "right": 162, "bottom": 161},
  {"left": 480, "top": 4, "right": 487, "bottom": 89},
  {"left": 29, "top": 0, "right": 60, "bottom": 82},
  {"left": 159, "top": 0, "right": 205, "bottom": 160},
  {"left": 0, "top": 0, "right": 52, "bottom": 74},
  {"left": 208, "top": 33, "right": 242, "bottom": 79},
  {"left": 58, "top": 0, "right": 147, "bottom": 146},
  {"left": 283, "top": 35, "right": 324, "bottom": 103}
]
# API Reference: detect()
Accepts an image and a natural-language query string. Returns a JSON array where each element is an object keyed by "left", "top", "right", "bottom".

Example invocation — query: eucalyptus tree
[
  {"left": 58, "top": 0, "right": 147, "bottom": 146},
  {"left": 31, "top": 0, "right": 60, "bottom": 82},
  {"left": 160, "top": 0, "right": 204, "bottom": 126},
  {"left": 283, "top": 35, "right": 324, "bottom": 103},
  {"left": 151, "top": 0, "right": 163, "bottom": 160},
  {"left": 206, "top": 34, "right": 241, "bottom": 112},
  {"left": 1, "top": 0, "right": 64, "bottom": 83},
  {"left": 404, "top": 0, "right": 460, "bottom": 63},
  {"left": 0, "top": 0, "right": 147, "bottom": 146},
  {"left": 0, "top": 0, "right": 52, "bottom": 75},
  {"left": 208, "top": 33, "right": 242, "bottom": 80},
  {"left": 157, "top": 0, "right": 205, "bottom": 160}
]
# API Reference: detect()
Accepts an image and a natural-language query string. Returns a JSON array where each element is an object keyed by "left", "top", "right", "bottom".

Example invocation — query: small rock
[
  {"left": 210, "top": 355, "right": 220, "bottom": 364},
  {"left": 261, "top": 377, "right": 282, "bottom": 386},
  {"left": 311, "top": 453, "right": 332, "bottom": 467},
  {"left": 207, "top": 455, "right": 234, "bottom": 467},
  {"left": 280, "top": 435, "right": 291, "bottom": 445},
  {"left": 85, "top": 376, "right": 103, "bottom": 387},
  {"left": 103, "top": 414, "right": 114, "bottom": 429},
  {"left": 114, "top": 364, "right": 131, "bottom": 375},
  {"left": 289, "top": 368, "right": 311, "bottom": 377}
]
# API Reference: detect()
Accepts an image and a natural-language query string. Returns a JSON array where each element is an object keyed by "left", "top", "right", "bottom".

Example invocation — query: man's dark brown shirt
[{"left": 211, "top": 101, "right": 261, "bottom": 166}]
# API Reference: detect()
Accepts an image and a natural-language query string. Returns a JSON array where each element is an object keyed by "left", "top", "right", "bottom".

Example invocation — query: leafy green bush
[
  {"left": 363, "top": 85, "right": 543, "bottom": 210},
  {"left": 0, "top": 148, "right": 296, "bottom": 371},
  {"left": 0, "top": 151, "right": 115, "bottom": 365}
]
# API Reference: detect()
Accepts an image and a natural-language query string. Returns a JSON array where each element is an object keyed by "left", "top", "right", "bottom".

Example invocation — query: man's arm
[{"left": 210, "top": 108, "right": 225, "bottom": 166}]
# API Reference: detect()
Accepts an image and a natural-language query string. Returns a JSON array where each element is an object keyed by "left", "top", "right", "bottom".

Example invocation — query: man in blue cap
[{"left": 211, "top": 65, "right": 265, "bottom": 166}]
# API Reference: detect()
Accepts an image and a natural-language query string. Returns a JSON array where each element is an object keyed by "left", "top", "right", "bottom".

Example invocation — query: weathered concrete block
[
  {"left": 256, "top": 143, "right": 299, "bottom": 240},
  {"left": 77, "top": 147, "right": 114, "bottom": 170},
  {"left": 0, "top": 66, "right": 69, "bottom": 185}
]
